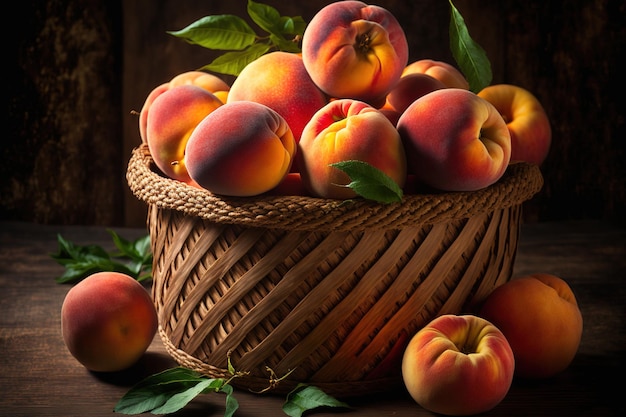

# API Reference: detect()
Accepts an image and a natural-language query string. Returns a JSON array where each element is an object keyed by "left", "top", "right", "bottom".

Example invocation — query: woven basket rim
[{"left": 127, "top": 143, "right": 543, "bottom": 232}]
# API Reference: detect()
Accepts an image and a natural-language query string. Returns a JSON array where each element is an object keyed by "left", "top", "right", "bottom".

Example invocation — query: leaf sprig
[
  {"left": 114, "top": 365, "right": 350, "bottom": 417},
  {"left": 51, "top": 230, "right": 152, "bottom": 284},
  {"left": 168, "top": 0, "right": 306, "bottom": 76}
]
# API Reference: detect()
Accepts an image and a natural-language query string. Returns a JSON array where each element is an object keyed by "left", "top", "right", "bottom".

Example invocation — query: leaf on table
[
  {"left": 282, "top": 384, "right": 351, "bottom": 417},
  {"left": 330, "top": 160, "right": 404, "bottom": 204},
  {"left": 51, "top": 232, "right": 153, "bottom": 284},
  {"left": 114, "top": 367, "right": 238, "bottom": 416},
  {"left": 448, "top": 0, "right": 492, "bottom": 93}
]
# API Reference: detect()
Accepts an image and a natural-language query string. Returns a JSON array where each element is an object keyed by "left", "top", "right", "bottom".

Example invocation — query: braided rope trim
[{"left": 127, "top": 143, "right": 543, "bottom": 232}]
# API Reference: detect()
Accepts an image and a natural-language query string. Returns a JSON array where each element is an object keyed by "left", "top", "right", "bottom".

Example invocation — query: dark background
[{"left": 6, "top": 0, "right": 625, "bottom": 227}]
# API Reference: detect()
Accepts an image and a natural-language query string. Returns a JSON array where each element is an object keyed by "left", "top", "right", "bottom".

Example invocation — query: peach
[
  {"left": 478, "top": 84, "right": 552, "bottom": 165},
  {"left": 397, "top": 88, "right": 511, "bottom": 191},
  {"left": 297, "top": 98, "right": 407, "bottom": 199},
  {"left": 185, "top": 101, "right": 296, "bottom": 197},
  {"left": 402, "top": 59, "right": 470, "bottom": 90},
  {"left": 384, "top": 73, "right": 447, "bottom": 114},
  {"left": 301, "top": 0, "right": 408, "bottom": 106},
  {"left": 61, "top": 272, "right": 158, "bottom": 372},
  {"left": 227, "top": 51, "right": 327, "bottom": 142},
  {"left": 146, "top": 84, "right": 223, "bottom": 185},
  {"left": 479, "top": 273, "right": 583, "bottom": 379},
  {"left": 138, "top": 82, "right": 169, "bottom": 144},
  {"left": 168, "top": 70, "right": 230, "bottom": 95},
  {"left": 402, "top": 314, "right": 515, "bottom": 416}
]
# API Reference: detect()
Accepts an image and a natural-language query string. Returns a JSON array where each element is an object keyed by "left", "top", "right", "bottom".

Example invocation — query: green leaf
[
  {"left": 282, "top": 385, "right": 351, "bottom": 417},
  {"left": 269, "top": 34, "right": 301, "bottom": 53},
  {"left": 247, "top": 0, "right": 305, "bottom": 38},
  {"left": 51, "top": 232, "right": 153, "bottom": 283},
  {"left": 247, "top": 0, "right": 283, "bottom": 36},
  {"left": 114, "top": 367, "right": 232, "bottom": 415},
  {"left": 330, "top": 160, "right": 404, "bottom": 204},
  {"left": 168, "top": 14, "right": 257, "bottom": 51},
  {"left": 279, "top": 16, "right": 307, "bottom": 36},
  {"left": 200, "top": 43, "right": 271, "bottom": 76},
  {"left": 448, "top": 0, "right": 492, "bottom": 92}
]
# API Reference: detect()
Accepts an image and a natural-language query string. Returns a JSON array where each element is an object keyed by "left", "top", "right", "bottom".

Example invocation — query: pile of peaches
[
  {"left": 139, "top": 1, "right": 552, "bottom": 201},
  {"left": 128, "top": 1, "right": 581, "bottom": 416}
]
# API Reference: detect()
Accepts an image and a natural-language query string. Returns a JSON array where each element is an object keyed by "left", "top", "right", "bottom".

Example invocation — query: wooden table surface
[{"left": 1, "top": 220, "right": 624, "bottom": 417}]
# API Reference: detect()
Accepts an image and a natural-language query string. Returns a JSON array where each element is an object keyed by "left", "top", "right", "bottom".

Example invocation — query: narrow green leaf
[
  {"left": 168, "top": 14, "right": 257, "bottom": 51},
  {"left": 448, "top": 0, "right": 492, "bottom": 92},
  {"left": 279, "top": 16, "right": 307, "bottom": 36},
  {"left": 200, "top": 43, "right": 271, "bottom": 76},
  {"left": 150, "top": 379, "right": 215, "bottom": 414},
  {"left": 269, "top": 34, "right": 302, "bottom": 53},
  {"left": 330, "top": 160, "right": 404, "bottom": 204},
  {"left": 114, "top": 368, "right": 216, "bottom": 415},
  {"left": 247, "top": 0, "right": 283, "bottom": 36},
  {"left": 220, "top": 384, "right": 239, "bottom": 417},
  {"left": 282, "top": 385, "right": 351, "bottom": 417}
]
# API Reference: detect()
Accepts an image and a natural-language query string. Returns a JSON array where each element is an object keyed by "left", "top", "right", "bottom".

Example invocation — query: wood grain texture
[{"left": 0, "top": 220, "right": 624, "bottom": 416}]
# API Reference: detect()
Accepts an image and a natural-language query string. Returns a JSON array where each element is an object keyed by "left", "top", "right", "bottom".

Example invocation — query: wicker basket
[{"left": 127, "top": 143, "right": 543, "bottom": 397}]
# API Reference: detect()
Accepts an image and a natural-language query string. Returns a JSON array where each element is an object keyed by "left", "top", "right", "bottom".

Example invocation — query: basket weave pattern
[{"left": 127, "top": 144, "right": 543, "bottom": 396}]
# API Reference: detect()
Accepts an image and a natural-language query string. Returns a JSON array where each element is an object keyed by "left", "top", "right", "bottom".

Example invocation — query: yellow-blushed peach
[
  {"left": 61, "top": 272, "right": 158, "bottom": 372},
  {"left": 297, "top": 98, "right": 406, "bottom": 199},
  {"left": 479, "top": 273, "right": 583, "bottom": 379},
  {"left": 402, "top": 59, "right": 470, "bottom": 90},
  {"left": 397, "top": 88, "right": 511, "bottom": 191},
  {"left": 478, "top": 84, "right": 552, "bottom": 165},
  {"left": 168, "top": 70, "right": 230, "bottom": 94},
  {"left": 185, "top": 101, "right": 296, "bottom": 197},
  {"left": 227, "top": 51, "right": 327, "bottom": 143},
  {"left": 138, "top": 82, "right": 169, "bottom": 144},
  {"left": 301, "top": 0, "right": 408, "bottom": 107},
  {"left": 384, "top": 73, "right": 447, "bottom": 114},
  {"left": 146, "top": 84, "right": 223, "bottom": 185},
  {"left": 402, "top": 314, "right": 515, "bottom": 416}
]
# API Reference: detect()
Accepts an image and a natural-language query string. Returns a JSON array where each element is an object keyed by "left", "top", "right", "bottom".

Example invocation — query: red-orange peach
[
  {"left": 146, "top": 84, "right": 223, "bottom": 185},
  {"left": 168, "top": 70, "right": 230, "bottom": 97},
  {"left": 384, "top": 73, "right": 447, "bottom": 114},
  {"left": 61, "top": 272, "right": 158, "bottom": 372},
  {"left": 185, "top": 101, "right": 296, "bottom": 197},
  {"left": 402, "top": 314, "right": 515, "bottom": 416},
  {"left": 479, "top": 273, "right": 583, "bottom": 379},
  {"left": 227, "top": 51, "right": 327, "bottom": 142},
  {"left": 297, "top": 99, "right": 406, "bottom": 199},
  {"left": 302, "top": 0, "right": 408, "bottom": 106},
  {"left": 402, "top": 59, "right": 469, "bottom": 90},
  {"left": 478, "top": 84, "right": 552, "bottom": 165},
  {"left": 397, "top": 88, "right": 511, "bottom": 191},
  {"left": 139, "top": 82, "right": 169, "bottom": 144}
]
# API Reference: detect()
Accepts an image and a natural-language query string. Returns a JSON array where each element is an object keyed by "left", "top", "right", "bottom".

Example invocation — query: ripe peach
[
  {"left": 479, "top": 273, "right": 583, "bottom": 379},
  {"left": 301, "top": 0, "right": 408, "bottom": 106},
  {"left": 138, "top": 82, "right": 169, "bottom": 144},
  {"left": 402, "top": 59, "right": 469, "bottom": 90},
  {"left": 185, "top": 101, "right": 296, "bottom": 197},
  {"left": 227, "top": 51, "right": 327, "bottom": 142},
  {"left": 478, "top": 84, "right": 552, "bottom": 165},
  {"left": 61, "top": 272, "right": 158, "bottom": 372},
  {"left": 139, "top": 72, "right": 230, "bottom": 144},
  {"left": 397, "top": 88, "right": 511, "bottom": 191},
  {"left": 168, "top": 70, "right": 230, "bottom": 95},
  {"left": 384, "top": 73, "right": 447, "bottom": 114},
  {"left": 402, "top": 314, "right": 514, "bottom": 416},
  {"left": 146, "top": 84, "right": 223, "bottom": 184},
  {"left": 297, "top": 98, "right": 407, "bottom": 199}
]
